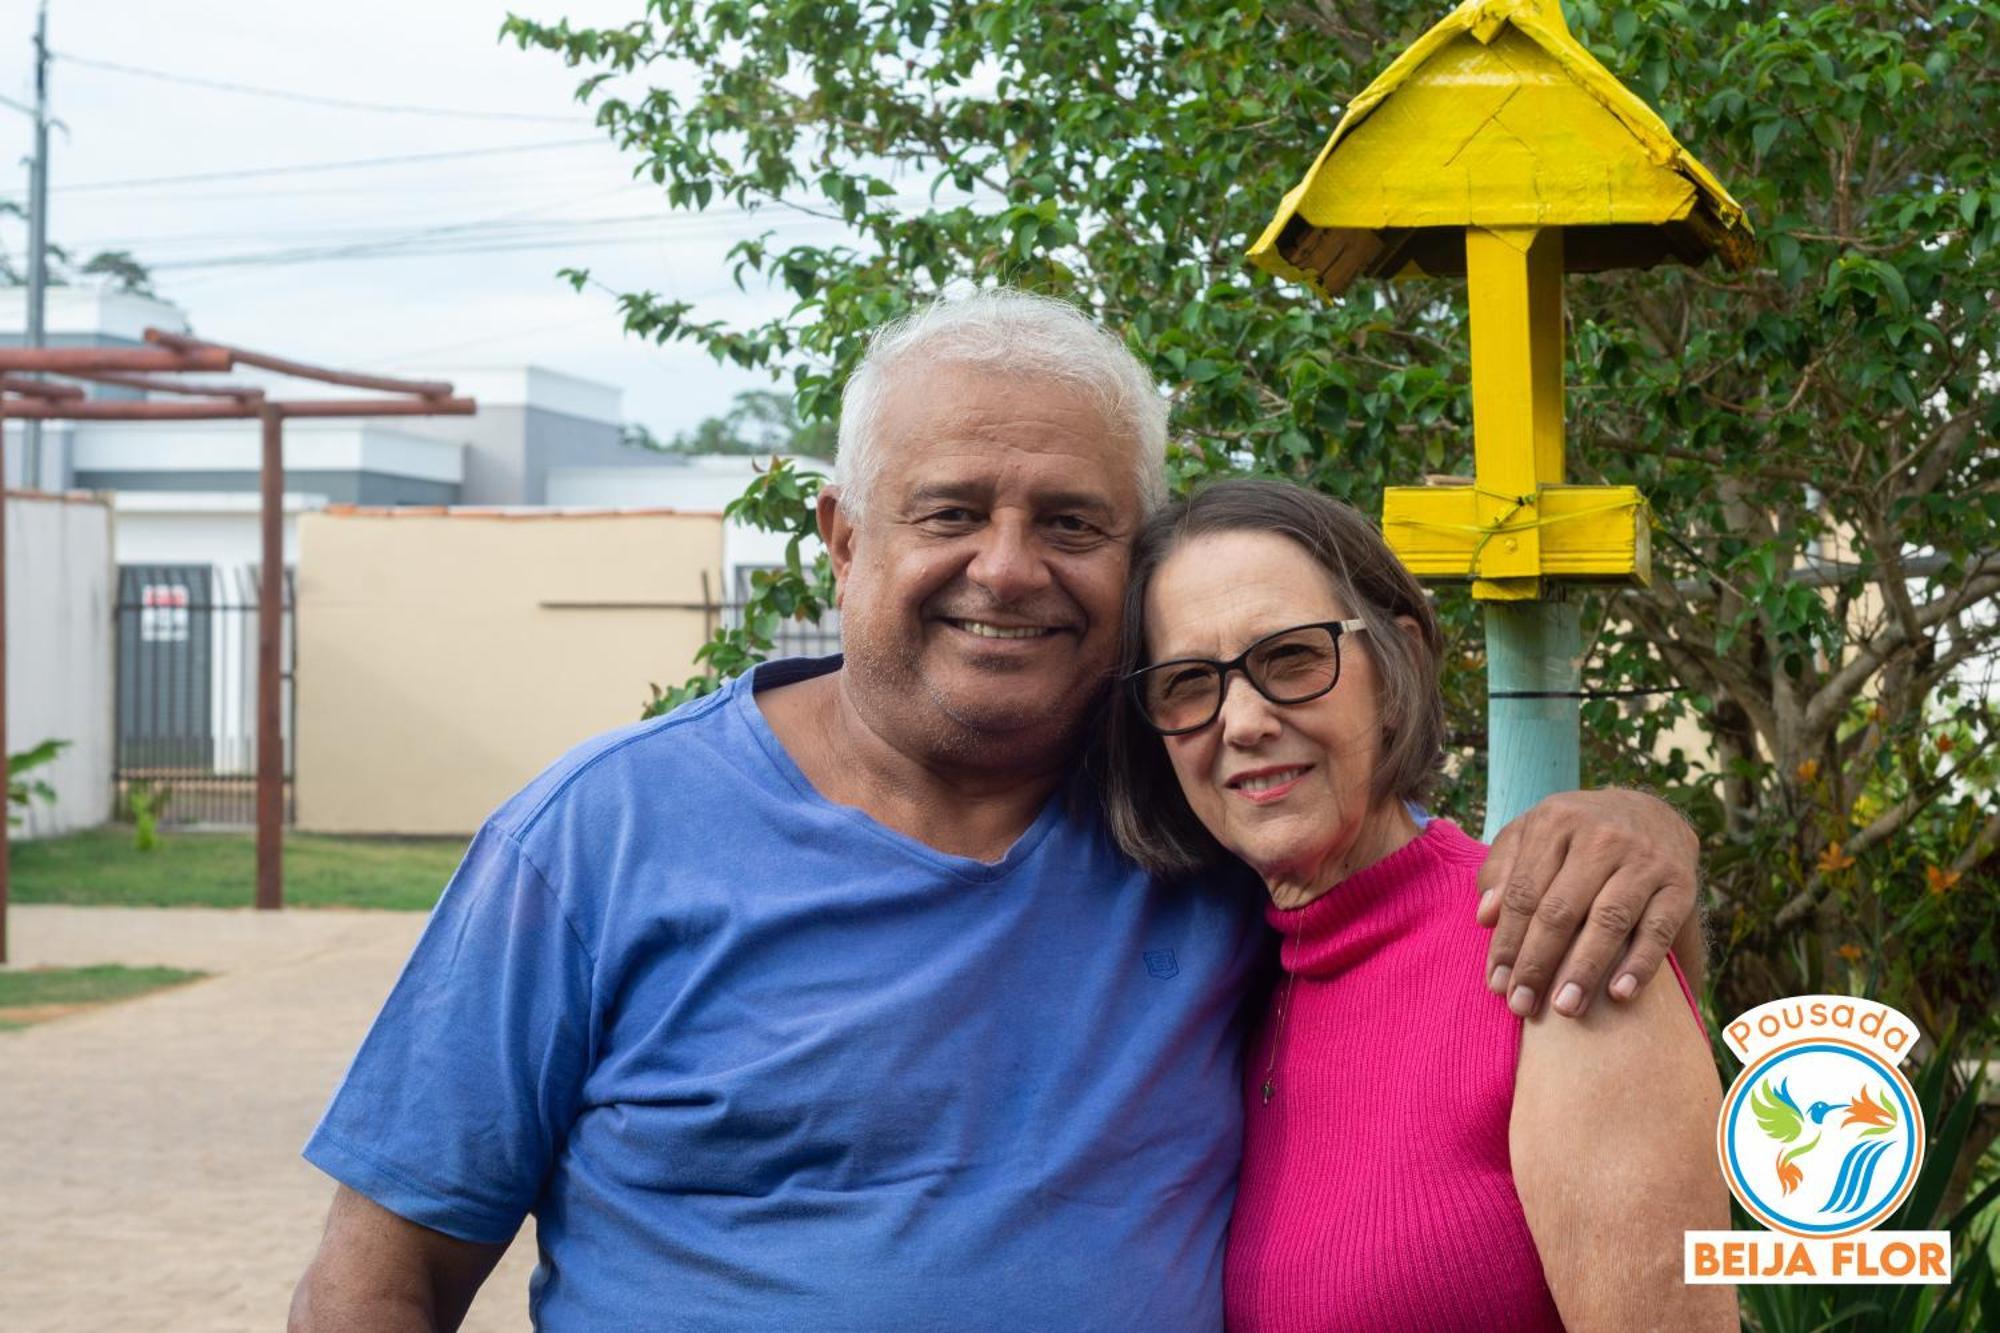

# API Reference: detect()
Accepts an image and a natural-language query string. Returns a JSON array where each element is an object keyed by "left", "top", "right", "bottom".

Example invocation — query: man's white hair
[{"left": 832, "top": 288, "right": 1169, "bottom": 521}]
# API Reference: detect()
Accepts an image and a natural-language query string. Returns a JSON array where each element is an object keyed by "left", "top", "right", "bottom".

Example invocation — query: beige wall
[{"left": 296, "top": 508, "right": 725, "bottom": 835}]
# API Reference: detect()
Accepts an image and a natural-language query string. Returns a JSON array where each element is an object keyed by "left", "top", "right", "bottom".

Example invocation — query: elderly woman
[{"left": 1101, "top": 479, "right": 1734, "bottom": 1332}]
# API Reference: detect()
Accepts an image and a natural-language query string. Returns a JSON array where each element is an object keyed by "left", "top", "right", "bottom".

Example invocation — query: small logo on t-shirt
[{"left": 1143, "top": 949, "right": 1180, "bottom": 980}]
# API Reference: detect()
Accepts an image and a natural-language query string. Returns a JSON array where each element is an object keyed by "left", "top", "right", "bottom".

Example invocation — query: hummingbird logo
[
  {"left": 1702, "top": 996, "right": 1946, "bottom": 1278},
  {"left": 1748, "top": 1078, "right": 1900, "bottom": 1211},
  {"left": 1744, "top": 1056, "right": 1912, "bottom": 1232}
]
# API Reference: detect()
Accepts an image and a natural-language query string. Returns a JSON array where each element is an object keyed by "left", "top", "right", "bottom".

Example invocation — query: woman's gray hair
[
  {"left": 1095, "top": 477, "right": 1447, "bottom": 880},
  {"left": 833, "top": 288, "right": 1168, "bottom": 520}
]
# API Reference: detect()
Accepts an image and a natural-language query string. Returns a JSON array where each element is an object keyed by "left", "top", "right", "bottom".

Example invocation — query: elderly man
[{"left": 291, "top": 290, "right": 1702, "bottom": 1331}]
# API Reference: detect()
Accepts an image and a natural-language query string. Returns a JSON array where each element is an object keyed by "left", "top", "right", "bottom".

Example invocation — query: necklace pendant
[{"left": 1261, "top": 1078, "right": 1274, "bottom": 1105}]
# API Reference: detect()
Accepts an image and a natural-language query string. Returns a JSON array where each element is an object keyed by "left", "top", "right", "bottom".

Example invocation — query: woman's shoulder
[{"left": 1514, "top": 959, "right": 1716, "bottom": 1115}]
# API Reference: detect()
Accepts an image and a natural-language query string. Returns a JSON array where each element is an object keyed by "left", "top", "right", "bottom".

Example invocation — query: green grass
[
  {"left": 6, "top": 827, "right": 465, "bottom": 911},
  {"left": 0, "top": 963, "right": 207, "bottom": 1006},
  {"left": 0, "top": 963, "right": 207, "bottom": 1030}
]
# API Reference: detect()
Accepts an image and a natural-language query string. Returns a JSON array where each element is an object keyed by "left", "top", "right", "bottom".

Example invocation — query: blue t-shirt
[{"left": 305, "top": 656, "right": 1268, "bottom": 1330}]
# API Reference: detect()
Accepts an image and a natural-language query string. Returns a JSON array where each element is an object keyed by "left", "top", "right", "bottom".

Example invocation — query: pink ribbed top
[{"left": 1224, "top": 818, "right": 1564, "bottom": 1333}]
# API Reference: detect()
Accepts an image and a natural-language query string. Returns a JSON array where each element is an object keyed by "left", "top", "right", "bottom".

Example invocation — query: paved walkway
[{"left": 0, "top": 905, "right": 537, "bottom": 1332}]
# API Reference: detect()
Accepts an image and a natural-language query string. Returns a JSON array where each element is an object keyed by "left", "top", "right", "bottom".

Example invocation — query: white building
[
  {"left": 5, "top": 288, "right": 835, "bottom": 825},
  {"left": 3, "top": 291, "right": 638, "bottom": 820}
]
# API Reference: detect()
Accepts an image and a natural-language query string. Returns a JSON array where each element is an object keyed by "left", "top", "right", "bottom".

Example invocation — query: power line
[
  {"left": 125, "top": 184, "right": 954, "bottom": 273},
  {"left": 135, "top": 183, "right": 939, "bottom": 273},
  {"left": 146, "top": 212, "right": 678, "bottom": 268},
  {"left": 144, "top": 180, "right": 658, "bottom": 290},
  {"left": 1, "top": 168, "right": 639, "bottom": 219},
  {"left": 153, "top": 232, "right": 701, "bottom": 275},
  {"left": 42, "top": 168, "right": 629, "bottom": 206},
  {"left": 148, "top": 213, "right": 829, "bottom": 272},
  {"left": 53, "top": 50, "right": 586, "bottom": 123},
  {"left": 14, "top": 137, "right": 604, "bottom": 196},
  {"left": 78, "top": 207, "right": 660, "bottom": 255},
  {"left": 144, "top": 175, "right": 829, "bottom": 274},
  {"left": 71, "top": 179, "right": 651, "bottom": 255}
]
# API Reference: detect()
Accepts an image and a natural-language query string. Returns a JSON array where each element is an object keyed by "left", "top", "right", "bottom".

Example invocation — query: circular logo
[{"left": 1717, "top": 1038, "right": 1924, "bottom": 1238}]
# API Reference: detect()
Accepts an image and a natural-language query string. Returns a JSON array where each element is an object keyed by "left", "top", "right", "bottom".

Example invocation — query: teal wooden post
[{"left": 1481, "top": 601, "right": 1581, "bottom": 840}]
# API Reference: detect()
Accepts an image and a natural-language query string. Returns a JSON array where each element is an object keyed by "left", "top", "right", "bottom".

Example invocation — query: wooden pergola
[{"left": 0, "top": 329, "right": 475, "bottom": 961}]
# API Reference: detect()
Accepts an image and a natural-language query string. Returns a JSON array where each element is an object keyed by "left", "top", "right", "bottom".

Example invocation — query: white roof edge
[
  {"left": 312, "top": 504, "right": 728, "bottom": 518},
  {"left": 75, "top": 422, "right": 463, "bottom": 485},
  {"left": 545, "top": 453, "right": 831, "bottom": 476},
  {"left": 0, "top": 287, "right": 190, "bottom": 341},
  {"left": 405, "top": 364, "right": 623, "bottom": 424},
  {"left": 111, "top": 490, "right": 331, "bottom": 514}
]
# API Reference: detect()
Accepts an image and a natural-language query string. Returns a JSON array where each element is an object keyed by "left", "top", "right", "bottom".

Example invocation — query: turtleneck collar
[{"left": 1264, "top": 817, "right": 1488, "bottom": 978}]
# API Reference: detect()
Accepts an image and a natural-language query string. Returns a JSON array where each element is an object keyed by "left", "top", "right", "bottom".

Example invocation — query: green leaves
[
  {"left": 522, "top": 0, "right": 2000, "bottom": 1104},
  {"left": 7, "top": 738, "right": 71, "bottom": 827},
  {"left": 643, "top": 458, "right": 835, "bottom": 718},
  {"left": 1750, "top": 115, "right": 1782, "bottom": 158}
]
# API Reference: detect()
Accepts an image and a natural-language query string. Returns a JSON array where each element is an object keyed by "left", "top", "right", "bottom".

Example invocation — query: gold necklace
[{"left": 1260, "top": 934, "right": 1300, "bottom": 1106}]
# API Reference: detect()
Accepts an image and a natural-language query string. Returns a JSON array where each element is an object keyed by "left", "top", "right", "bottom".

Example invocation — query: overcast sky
[{"left": 0, "top": 0, "right": 828, "bottom": 435}]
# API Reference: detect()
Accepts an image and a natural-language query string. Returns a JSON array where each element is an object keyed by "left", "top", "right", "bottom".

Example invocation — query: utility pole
[{"left": 21, "top": 0, "right": 51, "bottom": 488}]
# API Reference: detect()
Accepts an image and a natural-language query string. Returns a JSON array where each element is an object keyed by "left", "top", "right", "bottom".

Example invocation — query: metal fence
[
  {"left": 719, "top": 602, "right": 843, "bottom": 661},
  {"left": 104, "top": 577, "right": 819, "bottom": 828},
  {"left": 113, "top": 564, "right": 294, "bottom": 826}
]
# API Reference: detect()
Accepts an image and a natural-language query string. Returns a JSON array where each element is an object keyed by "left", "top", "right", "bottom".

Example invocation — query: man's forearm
[
  {"left": 290, "top": 1186, "right": 506, "bottom": 1333},
  {"left": 289, "top": 1278, "right": 441, "bottom": 1333}
]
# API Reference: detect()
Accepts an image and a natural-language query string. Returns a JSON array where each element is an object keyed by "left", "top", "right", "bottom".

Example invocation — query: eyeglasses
[{"left": 1125, "top": 619, "right": 1369, "bottom": 736}]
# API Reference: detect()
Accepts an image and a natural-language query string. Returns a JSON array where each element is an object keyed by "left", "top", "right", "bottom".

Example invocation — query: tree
[
  {"left": 0, "top": 202, "right": 156, "bottom": 296},
  {"left": 73, "top": 249, "right": 155, "bottom": 297},
  {"left": 622, "top": 388, "right": 839, "bottom": 458},
  {"left": 507, "top": 0, "right": 1998, "bottom": 1071}
]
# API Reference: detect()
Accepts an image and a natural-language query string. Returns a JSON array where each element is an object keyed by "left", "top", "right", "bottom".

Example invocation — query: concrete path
[{"left": 0, "top": 905, "right": 536, "bottom": 1332}]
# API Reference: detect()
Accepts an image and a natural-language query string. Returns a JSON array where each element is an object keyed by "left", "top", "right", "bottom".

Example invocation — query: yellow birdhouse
[{"left": 1250, "top": 0, "right": 1753, "bottom": 600}]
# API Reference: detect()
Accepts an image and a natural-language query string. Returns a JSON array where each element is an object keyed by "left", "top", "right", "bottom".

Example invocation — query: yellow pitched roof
[{"left": 1249, "top": 0, "right": 1754, "bottom": 298}]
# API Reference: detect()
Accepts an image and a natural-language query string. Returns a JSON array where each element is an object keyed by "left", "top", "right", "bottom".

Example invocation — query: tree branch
[{"left": 1801, "top": 560, "right": 2000, "bottom": 744}]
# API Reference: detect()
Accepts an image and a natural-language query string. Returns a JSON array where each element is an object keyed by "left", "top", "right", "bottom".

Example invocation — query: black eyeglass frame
[{"left": 1124, "top": 618, "right": 1371, "bottom": 737}]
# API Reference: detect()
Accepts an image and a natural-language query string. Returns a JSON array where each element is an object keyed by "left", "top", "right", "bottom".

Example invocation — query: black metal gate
[
  {"left": 727, "top": 566, "right": 843, "bottom": 659},
  {"left": 722, "top": 605, "right": 844, "bottom": 659},
  {"left": 114, "top": 564, "right": 294, "bottom": 826}
]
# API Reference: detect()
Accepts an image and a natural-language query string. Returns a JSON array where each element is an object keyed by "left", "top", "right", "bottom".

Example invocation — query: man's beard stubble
[{"left": 838, "top": 609, "right": 1111, "bottom": 772}]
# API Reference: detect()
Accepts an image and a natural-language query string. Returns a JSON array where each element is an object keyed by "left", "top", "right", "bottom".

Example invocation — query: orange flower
[
  {"left": 1817, "top": 842, "right": 1856, "bottom": 874},
  {"left": 1926, "top": 864, "right": 1962, "bottom": 895},
  {"left": 1843, "top": 1085, "right": 1894, "bottom": 1129},
  {"left": 1795, "top": 759, "right": 1820, "bottom": 783},
  {"left": 1837, "top": 943, "right": 1864, "bottom": 962},
  {"left": 1936, "top": 734, "right": 1956, "bottom": 754}
]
